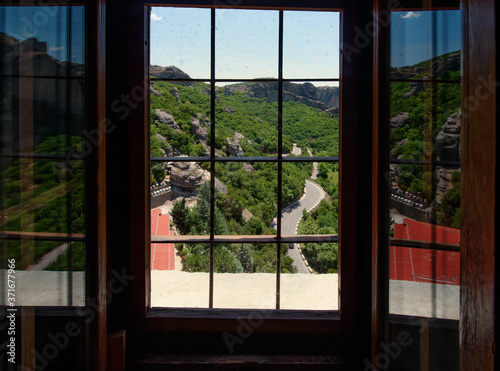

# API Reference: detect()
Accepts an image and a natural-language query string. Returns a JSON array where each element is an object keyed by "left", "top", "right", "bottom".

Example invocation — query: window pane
[
  {"left": 156, "top": 161, "right": 212, "bottom": 234},
  {"left": 0, "top": 5, "right": 86, "bottom": 308},
  {"left": 213, "top": 243, "right": 276, "bottom": 309},
  {"left": 0, "top": 6, "right": 85, "bottom": 77},
  {"left": 1, "top": 159, "right": 84, "bottom": 234},
  {"left": 216, "top": 162, "right": 277, "bottom": 236},
  {"left": 390, "top": 82, "right": 461, "bottom": 163},
  {"left": 391, "top": 10, "right": 461, "bottom": 81},
  {"left": 151, "top": 243, "right": 210, "bottom": 308},
  {"left": 150, "top": 7, "right": 211, "bottom": 80},
  {"left": 216, "top": 82, "right": 278, "bottom": 158},
  {"left": 283, "top": 11, "right": 340, "bottom": 79},
  {"left": 283, "top": 84, "right": 340, "bottom": 157},
  {"left": 389, "top": 9, "right": 461, "bottom": 321},
  {"left": 216, "top": 9, "right": 278, "bottom": 80},
  {"left": 280, "top": 243, "right": 338, "bottom": 311}
]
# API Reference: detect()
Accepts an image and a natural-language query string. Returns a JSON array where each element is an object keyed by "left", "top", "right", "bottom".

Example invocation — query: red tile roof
[
  {"left": 390, "top": 218, "right": 460, "bottom": 285},
  {"left": 151, "top": 209, "right": 175, "bottom": 270}
]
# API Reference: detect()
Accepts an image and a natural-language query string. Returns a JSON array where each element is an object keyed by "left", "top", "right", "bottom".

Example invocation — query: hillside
[
  {"left": 389, "top": 51, "right": 461, "bottom": 228},
  {"left": 149, "top": 69, "right": 341, "bottom": 273}
]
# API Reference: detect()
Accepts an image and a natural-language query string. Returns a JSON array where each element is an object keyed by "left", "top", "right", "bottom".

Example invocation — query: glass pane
[
  {"left": 390, "top": 82, "right": 461, "bottom": 163},
  {"left": 216, "top": 162, "right": 277, "bottom": 236},
  {"left": 213, "top": 243, "right": 276, "bottom": 309},
  {"left": 0, "top": 2, "right": 86, "bottom": 321},
  {"left": 150, "top": 81, "right": 211, "bottom": 158},
  {"left": 280, "top": 243, "right": 338, "bottom": 310},
  {"left": 0, "top": 77, "right": 85, "bottom": 153},
  {"left": 0, "top": 239, "right": 84, "bottom": 306},
  {"left": 151, "top": 243, "right": 210, "bottom": 308},
  {"left": 216, "top": 82, "right": 278, "bottom": 157},
  {"left": 216, "top": 9, "right": 278, "bottom": 80},
  {"left": 283, "top": 11, "right": 340, "bottom": 79},
  {"left": 391, "top": 10, "right": 461, "bottom": 81},
  {"left": 150, "top": 7, "right": 211, "bottom": 80},
  {"left": 1, "top": 159, "right": 81, "bottom": 234},
  {"left": 0, "top": 6, "right": 85, "bottom": 77},
  {"left": 390, "top": 7, "right": 461, "bottom": 319},
  {"left": 283, "top": 84, "right": 340, "bottom": 157}
]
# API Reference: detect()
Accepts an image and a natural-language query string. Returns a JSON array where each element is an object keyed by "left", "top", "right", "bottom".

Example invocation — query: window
[
  {"left": 0, "top": 4, "right": 86, "bottom": 307},
  {"left": 148, "top": 7, "right": 341, "bottom": 311},
  {"left": 388, "top": 8, "right": 461, "bottom": 320}
]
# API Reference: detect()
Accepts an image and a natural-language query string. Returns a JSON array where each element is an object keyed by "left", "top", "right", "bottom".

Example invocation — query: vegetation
[
  {"left": 151, "top": 78, "right": 340, "bottom": 273},
  {"left": 1, "top": 136, "right": 85, "bottom": 270},
  {"left": 390, "top": 52, "right": 461, "bottom": 228}
]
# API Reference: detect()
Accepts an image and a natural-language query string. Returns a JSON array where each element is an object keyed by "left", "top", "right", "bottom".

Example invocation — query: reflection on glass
[
  {"left": 216, "top": 9, "right": 278, "bottom": 80},
  {"left": 1, "top": 159, "right": 84, "bottom": 234},
  {"left": 391, "top": 10, "right": 461, "bottom": 80},
  {"left": 213, "top": 244, "right": 276, "bottom": 309},
  {"left": 216, "top": 162, "right": 277, "bottom": 235},
  {"left": 283, "top": 11, "right": 340, "bottom": 79},
  {"left": 0, "top": 6, "right": 85, "bottom": 76},
  {"left": 283, "top": 84, "right": 340, "bottom": 157},
  {"left": 0, "top": 5, "right": 86, "bottom": 307},
  {"left": 150, "top": 7, "right": 211, "bottom": 80},
  {"left": 390, "top": 82, "right": 461, "bottom": 162},
  {"left": 215, "top": 82, "right": 278, "bottom": 157},
  {"left": 280, "top": 243, "right": 338, "bottom": 310},
  {"left": 0, "top": 240, "right": 84, "bottom": 306},
  {"left": 389, "top": 9, "right": 461, "bottom": 320}
]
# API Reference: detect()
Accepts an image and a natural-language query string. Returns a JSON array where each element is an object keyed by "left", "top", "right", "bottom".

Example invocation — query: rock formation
[
  {"left": 170, "top": 162, "right": 210, "bottom": 193},
  {"left": 224, "top": 80, "right": 339, "bottom": 111},
  {"left": 191, "top": 117, "right": 209, "bottom": 142},
  {"left": 155, "top": 109, "right": 181, "bottom": 131},
  {"left": 390, "top": 112, "right": 410, "bottom": 129},
  {"left": 436, "top": 110, "right": 461, "bottom": 162},
  {"left": 150, "top": 65, "right": 191, "bottom": 80},
  {"left": 150, "top": 82, "right": 161, "bottom": 97},
  {"left": 0, "top": 33, "right": 84, "bottom": 149}
]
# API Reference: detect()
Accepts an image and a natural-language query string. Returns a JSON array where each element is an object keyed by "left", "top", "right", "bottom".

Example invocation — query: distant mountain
[
  {"left": 390, "top": 51, "right": 460, "bottom": 80},
  {"left": 0, "top": 33, "right": 84, "bottom": 151},
  {"left": 150, "top": 65, "right": 340, "bottom": 113}
]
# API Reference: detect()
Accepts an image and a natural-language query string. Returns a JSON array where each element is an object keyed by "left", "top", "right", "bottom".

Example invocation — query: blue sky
[
  {"left": 391, "top": 10, "right": 461, "bottom": 67},
  {"left": 0, "top": 6, "right": 85, "bottom": 64},
  {"left": 150, "top": 7, "right": 340, "bottom": 83},
  {"left": 0, "top": 7, "right": 459, "bottom": 71}
]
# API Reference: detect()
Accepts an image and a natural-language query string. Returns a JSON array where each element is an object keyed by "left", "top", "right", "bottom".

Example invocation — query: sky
[
  {"left": 150, "top": 7, "right": 341, "bottom": 83},
  {"left": 0, "top": 7, "right": 460, "bottom": 71},
  {"left": 391, "top": 10, "right": 461, "bottom": 67},
  {"left": 0, "top": 6, "right": 85, "bottom": 64}
]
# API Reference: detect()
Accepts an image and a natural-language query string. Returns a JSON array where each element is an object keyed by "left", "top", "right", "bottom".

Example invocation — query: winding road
[{"left": 271, "top": 180, "right": 325, "bottom": 273}]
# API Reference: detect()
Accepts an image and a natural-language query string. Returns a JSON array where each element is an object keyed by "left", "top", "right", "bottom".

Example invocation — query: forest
[{"left": 151, "top": 78, "right": 340, "bottom": 273}]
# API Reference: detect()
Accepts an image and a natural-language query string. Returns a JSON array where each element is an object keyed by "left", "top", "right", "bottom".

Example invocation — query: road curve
[
  {"left": 271, "top": 180, "right": 325, "bottom": 273},
  {"left": 307, "top": 148, "right": 319, "bottom": 180}
]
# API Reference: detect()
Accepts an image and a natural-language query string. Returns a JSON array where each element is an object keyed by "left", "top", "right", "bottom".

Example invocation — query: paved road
[
  {"left": 26, "top": 242, "right": 69, "bottom": 271},
  {"left": 271, "top": 180, "right": 325, "bottom": 273},
  {"left": 307, "top": 148, "right": 318, "bottom": 179}
]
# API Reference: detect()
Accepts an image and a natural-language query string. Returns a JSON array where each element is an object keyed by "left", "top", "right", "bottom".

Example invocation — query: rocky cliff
[
  {"left": 390, "top": 51, "right": 460, "bottom": 80},
  {"left": 0, "top": 33, "right": 84, "bottom": 150},
  {"left": 225, "top": 81, "right": 339, "bottom": 112}
]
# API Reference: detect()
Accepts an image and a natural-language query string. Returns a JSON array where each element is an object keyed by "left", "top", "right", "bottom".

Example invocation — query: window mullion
[
  {"left": 209, "top": 7, "right": 216, "bottom": 309},
  {"left": 275, "top": 9, "right": 284, "bottom": 310}
]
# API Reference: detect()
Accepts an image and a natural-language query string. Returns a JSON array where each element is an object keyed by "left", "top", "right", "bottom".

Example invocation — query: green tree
[{"left": 170, "top": 198, "right": 191, "bottom": 235}]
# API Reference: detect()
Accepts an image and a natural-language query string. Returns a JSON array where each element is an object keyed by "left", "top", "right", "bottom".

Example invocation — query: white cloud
[
  {"left": 151, "top": 13, "right": 163, "bottom": 21},
  {"left": 400, "top": 11, "right": 422, "bottom": 19}
]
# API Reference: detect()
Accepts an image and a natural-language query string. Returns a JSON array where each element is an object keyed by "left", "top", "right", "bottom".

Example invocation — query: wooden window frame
[{"left": 125, "top": 0, "right": 375, "bottom": 346}]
